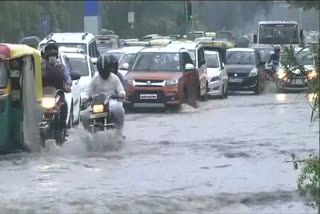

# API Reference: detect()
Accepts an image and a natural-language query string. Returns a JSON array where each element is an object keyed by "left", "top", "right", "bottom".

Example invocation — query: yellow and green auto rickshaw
[{"left": 0, "top": 43, "right": 43, "bottom": 154}]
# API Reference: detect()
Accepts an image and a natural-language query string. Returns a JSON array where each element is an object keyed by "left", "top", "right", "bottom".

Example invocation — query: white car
[
  {"left": 205, "top": 50, "right": 228, "bottom": 98},
  {"left": 59, "top": 48, "right": 96, "bottom": 127},
  {"left": 118, "top": 46, "right": 144, "bottom": 76}
]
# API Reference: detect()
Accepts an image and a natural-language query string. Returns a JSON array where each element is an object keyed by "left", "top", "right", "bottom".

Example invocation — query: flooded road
[{"left": 0, "top": 91, "right": 318, "bottom": 213}]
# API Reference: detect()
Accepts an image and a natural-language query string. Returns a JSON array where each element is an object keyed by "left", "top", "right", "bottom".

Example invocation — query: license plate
[
  {"left": 140, "top": 94, "right": 158, "bottom": 100},
  {"left": 229, "top": 78, "right": 243, "bottom": 83}
]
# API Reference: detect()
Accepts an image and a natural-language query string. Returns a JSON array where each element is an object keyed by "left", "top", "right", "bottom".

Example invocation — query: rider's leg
[{"left": 109, "top": 100, "right": 125, "bottom": 134}]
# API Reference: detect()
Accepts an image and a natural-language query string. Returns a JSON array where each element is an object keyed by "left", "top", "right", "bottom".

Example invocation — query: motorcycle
[
  {"left": 266, "top": 61, "right": 278, "bottom": 82},
  {"left": 82, "top": 93, "right": 120, "bottom": 135},
  {"left": 39, "top": 86, "right": 67, "bottom": 146}
]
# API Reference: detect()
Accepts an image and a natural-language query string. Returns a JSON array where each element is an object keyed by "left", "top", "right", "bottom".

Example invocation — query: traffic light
[{"left": 187, "top": 0, "right": 192, "bottom": 21}]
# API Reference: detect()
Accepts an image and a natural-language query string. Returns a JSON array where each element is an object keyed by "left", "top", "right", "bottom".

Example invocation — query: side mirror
[
  {"left": 200, "top": 59, "right": 206, "bottom": 66},
  {"left": 300, "top": 30, "right": 304, "bottom": 39},
  {"left": 253, "top": 34, "right": 257, "bottom": 43},
  {"left": 71, "top": 72, "right": 81, "bottom": 81},
  {"left": 119, "top": 62, "right": 129, "bottom": 70},
  {"left": 221, "top": 63, "right": 225, "bottom": 69},
  {"left": 185, "top": 63, "right": 195, "bottom": 71},
  {"left": 81, "top": 100, "right": 90, "bottom": 111}
]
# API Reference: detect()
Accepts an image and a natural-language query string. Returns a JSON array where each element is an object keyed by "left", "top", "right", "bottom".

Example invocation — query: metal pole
[
  {"left": 184, "top": 0, "right": 187, "bottom": 35},
  {"left": 191, "top": 0, "right": 194, "bottom": 32},
  {"left": 299, "top": 8, "right": 302, "bottom": 29}
]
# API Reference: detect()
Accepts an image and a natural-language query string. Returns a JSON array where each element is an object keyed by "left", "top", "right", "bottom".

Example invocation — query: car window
[
  {"left": 89, "top": 43, "right": 94, "bottom": 58},
  {"left": 226, "top": 51, "right": 256, "bottom": 65},
  {"left": 119, "top": 53, "right": 137, "bottom": 68},
  {"left": 63, "top": 55, "right": 89, "bottom": 77},
  {"left": 89, "top": 59, "right": 96, "bottom": 78},
  {"left": 205, "top": 53, "right": 219, "bottom": 68},
  {"left": 93, "top": 41, "right": 100, "bottom": 57},
  {"left": 199, "top": 47, "right": 205, "bottom": 66},
  {"left": 182, "top": 52, "right": 194, "bottom": 69},
  {"left": 187, "top": 49, "right": 196, "bottom": 65},
  {"left": 132, "top": 52, "right": 181, "bottom": 72},
  {"left": 0, "top": 62, "right": 8, "bottom": 88}
]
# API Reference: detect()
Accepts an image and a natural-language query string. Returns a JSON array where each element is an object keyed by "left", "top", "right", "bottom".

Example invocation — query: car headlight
[
  {"left": 92, "top": 104, "right": 104, "bottom": 113},
  {"left": 277, "top": 69, "right": 287, "bottom": 79},
  {"left": 210, "top": 76, "right": 220, "bottom": 82},
  {"left": 166, "top": 79, "right": 179, "bottom": 86},
  {"left": 249, "top": 68, "right": 258, "bottom": 77},
  {"left": 124, "top": 78, "right": 134, "bottom": 86},
  {"left": 308, "top": 71, "right": 317, "bottom": 80},
  {"left": 41, "top": 97, "right": 56, "bottom": 109}
]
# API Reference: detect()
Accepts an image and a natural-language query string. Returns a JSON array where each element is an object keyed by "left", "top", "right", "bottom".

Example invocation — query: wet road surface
[{"left": 0, "top": 90, "right": 318, "bottom": 213}]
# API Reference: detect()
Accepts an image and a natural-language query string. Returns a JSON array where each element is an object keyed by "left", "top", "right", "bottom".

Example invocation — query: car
[
  {"left": 105, "top": 48, "right": 126, "bottom": 62},
  {"left": 118, "top": 46, "right": 144, "bottom": 76},
  {"left": 59, "top": 47, "right": 96, "bottom": 127},
  {"left": 226, "top": 48, "right": 266, "bottom": 94},
  {"left": 38, "top": 32, "right": 100, "bottom": 64},
  {"left": 276, "top": 47, "right": 317, "bottom": 92},
  {"left": 123, "top": 46, "right": 200, "bottom": 110},
  {"left": 95, "top": 35, "right": 121, "bottom": 55},
  {"left": 167, "top": 41, "right": 208, "bottom": 101},
  {"left": 187, "top": 31, "right": 205, "bottom": 40},
  {"left": 205, "top": 50, "right": 228, "bottom": 98}
]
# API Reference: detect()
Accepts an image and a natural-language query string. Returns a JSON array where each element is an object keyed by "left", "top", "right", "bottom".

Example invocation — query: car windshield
[
  {"left": 0, "top": 62, "right": 8, "bottom": 88},
  {"left": 227, "top": 51, "right": 255, "bottom": 65},
  {"left": 187, "top": 50, "right": 196, "bottom": 64},
  {"left": 63, "top": 56, "right": 89, "bottom": 76},
  {"left": 106, "top": 52, "right": 124, "bottom": 61},
  {"left": 132, "top": 52, "right": 181, "bottom": 72},
  {"left": 296, "top": 51, "right": 314, "bottom": 65},
  {"left": 205, "top": 53, "right": 219, "bottom": 68},
  {"left": 97, "top": 43, "right": 117, "bottom": 55},
  {"left": 259, "top": 24, "right": 299, "bottom": 44},
  {"left": 119, "top": 53, "right": 137, "bottom": 69}
]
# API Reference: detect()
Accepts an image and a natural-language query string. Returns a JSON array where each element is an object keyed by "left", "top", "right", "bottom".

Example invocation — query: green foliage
[{"left": 285, "top": 40, "right": 320, "bottom": 210}]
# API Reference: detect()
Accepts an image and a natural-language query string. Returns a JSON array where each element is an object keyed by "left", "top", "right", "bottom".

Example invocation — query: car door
[
  {"left": 181, "top": 52, "right": 199, "bottom": 107},
  {"left": 197, "top": 46, "right": 208, "bottom": 96}
]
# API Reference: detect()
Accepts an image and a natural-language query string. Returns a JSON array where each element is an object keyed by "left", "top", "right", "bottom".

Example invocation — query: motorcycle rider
[
  {"left": 41, "top": 43, "right": 72, "bottom": 142},
  {"left": 106, "top": 53, "right": 125, "bottom": 86},
  {"left": 268, "top": 46, "right": 281, "bottom": 65},
  {"left": 82, "top": 55, "right": 126, "bottom": 136}
]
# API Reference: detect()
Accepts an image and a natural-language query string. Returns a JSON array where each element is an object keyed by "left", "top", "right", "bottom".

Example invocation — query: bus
[{"left": 253, "top": 21, "right": 304, "bottom": 47}]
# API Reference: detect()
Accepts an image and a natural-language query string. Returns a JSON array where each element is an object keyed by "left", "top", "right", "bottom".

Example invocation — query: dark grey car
[{"left": 226, "top": 48, "right": 266, "bottom": 94}]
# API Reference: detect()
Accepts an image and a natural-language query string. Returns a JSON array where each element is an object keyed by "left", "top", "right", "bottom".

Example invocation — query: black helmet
[
  {"left": 43, "top": 43, "right": 59, "bottom": 59},
  {"left": 97, "top": 55, "right": 118, "bottom": 79},
  {"left": 274, "top": 46, "right": 281, "bottom": 53}
]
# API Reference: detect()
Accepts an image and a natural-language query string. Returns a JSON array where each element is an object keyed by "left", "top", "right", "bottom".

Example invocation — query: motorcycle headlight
[
  {"left": 308, "top": 71, "right": 317, "bottom": 80},
  {"left": 249, "top": 68, "right": 258, "bottom": 77},
  {"left": 166, "top": 79, "right": 179, "bottom": 86},
  {"left": 41, "top": 97, "right": 56, "bottom": 109},
  {"left": 92, "top": 104, "right": 104, "bottom": 113},
  {"left": 277, "top": 69, "right": 287, "bottom": 79}
]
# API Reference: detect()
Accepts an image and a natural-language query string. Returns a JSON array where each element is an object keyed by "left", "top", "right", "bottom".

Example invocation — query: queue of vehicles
[{"left": 0, "top": 19, "right": 318, "bottom": 153}]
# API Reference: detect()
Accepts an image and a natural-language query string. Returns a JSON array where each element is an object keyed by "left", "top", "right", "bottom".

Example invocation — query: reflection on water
[{"left": 276, "top": 94, "right": 287, "bottom": 102}]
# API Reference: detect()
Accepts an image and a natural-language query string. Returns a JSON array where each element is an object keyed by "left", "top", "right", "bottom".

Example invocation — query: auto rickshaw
[
  {"left": 200, "top": 39, "right": 236, "bottom": 64},
  {"left": 0, "top": 44, "right": 43, "bottom": 154}
]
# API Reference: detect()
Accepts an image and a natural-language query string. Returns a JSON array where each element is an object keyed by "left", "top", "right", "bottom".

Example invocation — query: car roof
[
  {"left": 39, "top": 32, "right": 95, "bottom": 45},
  {"left": 227, "top": 48, "right": 255, "bottom": 52},
  {"left": 121, "top": 46, "right": 144, "bottom": 53}
]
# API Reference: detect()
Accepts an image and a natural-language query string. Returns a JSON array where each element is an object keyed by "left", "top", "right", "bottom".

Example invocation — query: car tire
[{"left": 200, "top": 83, "right": 208, "bottom": 101}]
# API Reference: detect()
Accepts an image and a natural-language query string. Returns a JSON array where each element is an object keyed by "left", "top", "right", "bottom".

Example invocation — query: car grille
[
  {"left": 134, "top": 79, "right": 165, "bottom": 87},
  {"left": 227, "top": 73, "right": 248, "bottom": 78}
]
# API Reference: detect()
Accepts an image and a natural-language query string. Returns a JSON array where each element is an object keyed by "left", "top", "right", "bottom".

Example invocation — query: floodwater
[{"left": 0, "top": 89, "right": 318, "bottom": 213}]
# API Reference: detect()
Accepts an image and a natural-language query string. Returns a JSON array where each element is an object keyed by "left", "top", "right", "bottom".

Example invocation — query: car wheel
[
  {"left": 254, "top": 80, "right": 260, "bottom": 95},
  {"left": 200, "top": 83, "right": 208, "bottom": 101}
]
